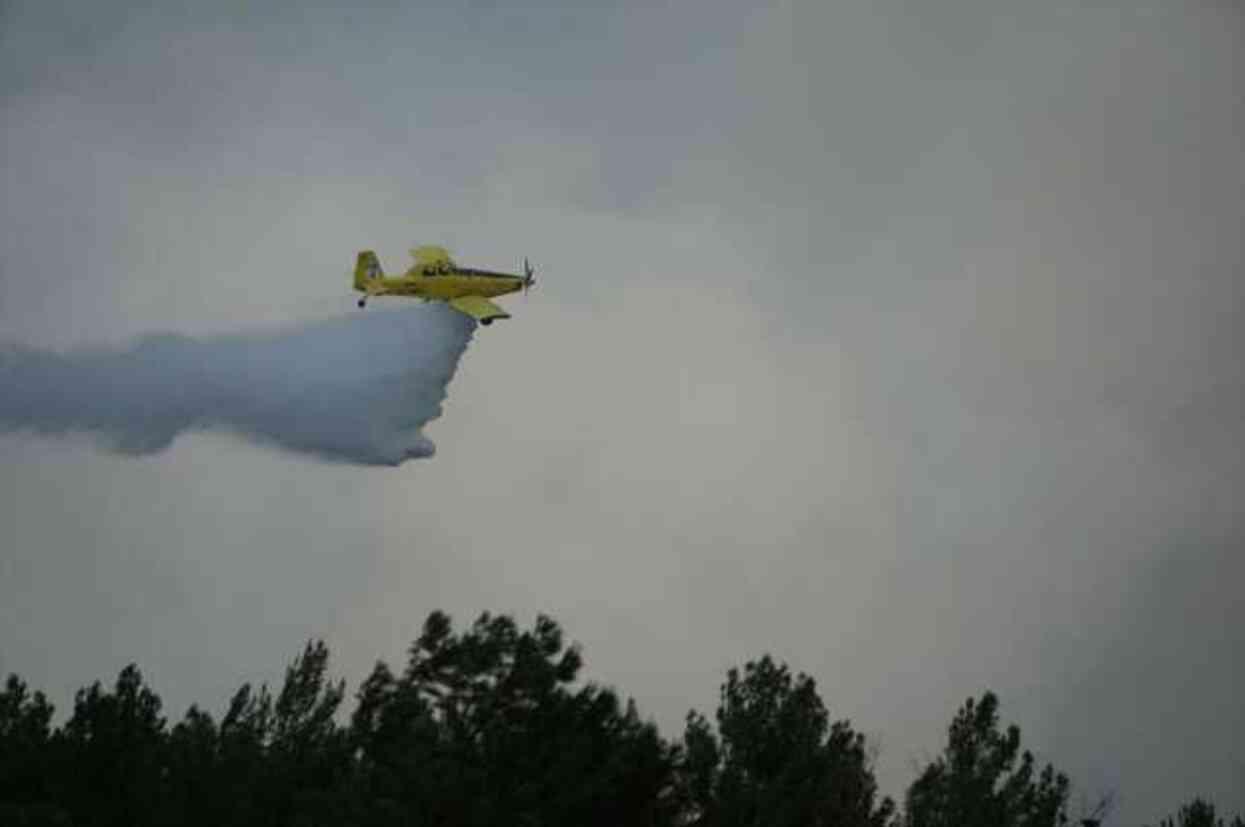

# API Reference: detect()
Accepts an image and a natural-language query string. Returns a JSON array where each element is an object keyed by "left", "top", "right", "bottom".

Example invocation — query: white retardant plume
[{"left": 0, "top": 304, "right": 476, "bottom": 465}]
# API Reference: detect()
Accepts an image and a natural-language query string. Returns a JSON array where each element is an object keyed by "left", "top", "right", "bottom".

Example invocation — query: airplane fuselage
[{"left": 357, "top": 269, "right": 524, "bottom": 301}]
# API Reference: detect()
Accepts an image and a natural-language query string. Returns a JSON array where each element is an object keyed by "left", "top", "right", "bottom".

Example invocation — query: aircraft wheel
[{"left": 357, "top": 298, "right": 366, "bottom": 308}]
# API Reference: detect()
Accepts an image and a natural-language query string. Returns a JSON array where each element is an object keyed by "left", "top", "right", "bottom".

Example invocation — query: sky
[{"left": 2, "top": 0, "right": 1242, "bottom": 822}]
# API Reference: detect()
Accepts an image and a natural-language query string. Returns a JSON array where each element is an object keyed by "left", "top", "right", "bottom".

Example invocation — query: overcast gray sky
[{"left": 2, "top": 1, "right": 1242, "bottom": 822}]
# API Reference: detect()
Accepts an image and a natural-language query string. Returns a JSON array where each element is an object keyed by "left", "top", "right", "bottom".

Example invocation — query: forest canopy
[{"left": 0, "top": 610, "right": 1237, "bottom": 827}]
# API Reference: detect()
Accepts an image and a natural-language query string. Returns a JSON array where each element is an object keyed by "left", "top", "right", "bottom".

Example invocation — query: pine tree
[
  {"left": 681, "top": 654, "right": 894, "bottom": 827},
  {"left": 904, "top": 691, "right": 1068, "bottom": 827}
]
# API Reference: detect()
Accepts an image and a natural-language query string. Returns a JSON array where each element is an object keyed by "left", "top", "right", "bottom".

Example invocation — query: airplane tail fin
[{"left": 353, "top": 250, "right": 382, "bottom": 291}]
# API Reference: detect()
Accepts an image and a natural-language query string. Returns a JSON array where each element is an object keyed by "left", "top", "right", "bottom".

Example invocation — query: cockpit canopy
[{"left": 410, "top": 245, "right": 455, "bottom": 275}]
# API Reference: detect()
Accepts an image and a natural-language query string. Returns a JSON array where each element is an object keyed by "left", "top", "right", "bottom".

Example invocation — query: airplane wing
[{"left": 449, "top": 295, "right": 511, "bottom": 324}]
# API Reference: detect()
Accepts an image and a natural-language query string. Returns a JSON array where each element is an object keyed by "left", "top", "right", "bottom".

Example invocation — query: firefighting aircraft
[{"left": 352, "top": 245, "right": 534, "bottom": 325}]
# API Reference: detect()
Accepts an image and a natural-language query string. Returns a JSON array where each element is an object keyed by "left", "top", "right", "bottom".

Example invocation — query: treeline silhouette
[{"left": 0, "top": 611, "right": 1239, "bottom": 827}]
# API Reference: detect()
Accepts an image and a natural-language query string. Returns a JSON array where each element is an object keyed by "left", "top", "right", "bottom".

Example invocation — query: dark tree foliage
[
  {"left": 904, "top": 691, "right": 1069, "bottom": 827},
  {"left": 59, "top": 665, "right": 167, "bottom": 827},
  {"left": 161, "top": 705, "right": 219, "bottom": 825},
  {"left": 0, "top": 674, "right": 63, "bottom": 825},
  {"left": 0, "top": 611, "right": 675, "bottom": 827},
  {"left": 267, "top": 641, "right": 352, "bottom": 824},
  {"left": 0, "top": 614, "right": 1236, "bottom": 827},
  {"left": 350, "top": 610, "right": 678, "bottom": 826},
  {"left": 1150, "top": 797, "right": 1245, "bottom": 827},
  {"left": 681, "top": 654, "right": 894, "bottom": 827}
]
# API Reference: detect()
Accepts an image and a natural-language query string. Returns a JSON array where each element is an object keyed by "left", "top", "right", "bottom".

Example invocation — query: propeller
[{"left": 523, "top": 257, "right": 536, "bottom": 294}]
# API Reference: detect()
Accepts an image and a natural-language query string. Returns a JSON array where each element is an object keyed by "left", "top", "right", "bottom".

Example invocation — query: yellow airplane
[{"left": 352, "top": 245, "right": 534, "bottom": 325}]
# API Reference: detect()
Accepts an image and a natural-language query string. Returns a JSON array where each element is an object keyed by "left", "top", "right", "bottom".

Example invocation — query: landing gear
[
  {"left": 357, "top": 297, "right": 367, "bottom": 308},
  {"left": 481, "top": 318, "right": 492, "bottom": 326}
]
